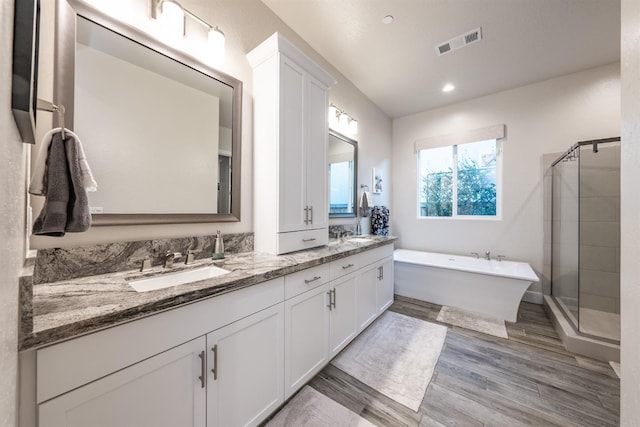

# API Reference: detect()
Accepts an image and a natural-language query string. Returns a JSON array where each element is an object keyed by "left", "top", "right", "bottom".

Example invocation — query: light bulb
[
  {"left": 328, "top": 106, "right": 339, "bottom": 129},
  {"left": 349, "top": 118, "right": 358, "bottom": 134},
  {"left": 159, "top": 1, "right": 184, "bottom": 40},
  {"left": 208, "top": 27, "right": 225, "bottom": 61}
]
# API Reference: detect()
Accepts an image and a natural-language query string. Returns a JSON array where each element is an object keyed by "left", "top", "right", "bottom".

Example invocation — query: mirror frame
[
  {"left": 328, "top": 129, "right": 358, "bottom": 219},
  {"left": 53, "top": 0, "right": 242, "bottom": 225}
]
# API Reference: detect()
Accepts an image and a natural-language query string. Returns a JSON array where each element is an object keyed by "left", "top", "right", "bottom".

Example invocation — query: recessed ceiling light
[
  {"left": 442, "top": 83, "right": 455, "bottom": 93},
  {"left": 382, "top": 15, "right": 394, "bottom": 24}
]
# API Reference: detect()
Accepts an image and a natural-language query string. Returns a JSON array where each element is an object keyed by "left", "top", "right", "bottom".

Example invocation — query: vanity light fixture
[
  {"left": 152, "top": 0, "right": 225, "bottom": 60},
  {"left": 442, "top": 83, "right": 455, "bottom": 93},
  {"left": 329, "top": 104, "right": 358, "bottom": 135}
]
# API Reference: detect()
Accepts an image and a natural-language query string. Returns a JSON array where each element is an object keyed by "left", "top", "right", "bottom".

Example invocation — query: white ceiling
[{"left": 261, "top": 0, "right": 621, "bottom": 118}]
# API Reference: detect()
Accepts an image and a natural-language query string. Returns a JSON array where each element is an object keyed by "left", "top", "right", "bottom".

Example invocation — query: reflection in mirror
[
  {"left": 328, "top": 130, "right": 357, "bottom": 218},
  {"left": 53, "top": 2, "right": 242, "bottom": 225}
]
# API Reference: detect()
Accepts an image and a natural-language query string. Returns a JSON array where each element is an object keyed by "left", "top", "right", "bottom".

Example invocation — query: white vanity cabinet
[
  {"left": 35, "top": 278, "right": 285, "bottom": 427},
  {"left": 248, "top": 33, "right": 336, "bottom": 255},
  {"left": 283, "top": 244, "right": 394, "bottom": 399},
  {"left": 39, "top": 337, "right": 207, "bottom": 427}
]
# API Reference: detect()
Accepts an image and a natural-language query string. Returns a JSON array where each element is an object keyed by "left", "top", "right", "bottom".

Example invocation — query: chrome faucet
[
  {"left": 164, "top": 251, "right": 183, "bottom": 268},
  {"left": 496, "top": 255, "right": 506, "bottom": 262},
  {"left": 471, "top": 252, "right": 479, "bottom": 259},
  {"left": 185, "top": 249, "right": 202, "bottom": 265},
  {"left": 485, "top": 251, "right": 491, "bottom": 260}
]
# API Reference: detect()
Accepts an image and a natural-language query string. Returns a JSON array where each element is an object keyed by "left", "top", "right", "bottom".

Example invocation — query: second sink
[{"left": 129, "top": 265, "right": 230, "bottom": 292}]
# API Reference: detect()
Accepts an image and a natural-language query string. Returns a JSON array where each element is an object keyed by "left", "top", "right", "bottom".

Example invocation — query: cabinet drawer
[
  {"left": 330, "top": 244, "right": 394, "bottom": 280},
  {"left": 277, "top": 228, "right": 328, "bottom": 254},
  {"left": 285, "top": 264, "right": 331, "bottom": 299}
]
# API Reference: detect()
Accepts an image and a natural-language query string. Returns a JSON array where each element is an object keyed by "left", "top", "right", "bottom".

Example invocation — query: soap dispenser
[{"left": 213, "top": 230, "right": 225, "bottom": 260}]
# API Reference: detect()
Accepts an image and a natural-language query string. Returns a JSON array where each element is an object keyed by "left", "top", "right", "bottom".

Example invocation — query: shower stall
[{"left": 548, "top": 137, "right": 620, "bottom": 357}]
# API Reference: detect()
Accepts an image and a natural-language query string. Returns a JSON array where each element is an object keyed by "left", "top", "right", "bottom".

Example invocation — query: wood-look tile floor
[{"left": 307, "top": 296, "right": 620, "bottom": 427}]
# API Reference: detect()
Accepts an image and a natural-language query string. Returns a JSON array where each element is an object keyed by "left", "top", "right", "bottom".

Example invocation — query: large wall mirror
[
  {"left": 328, "top": 130, "right": 357, "bottom": 218},
  {"left": 51, "top": 1, "right": 242, "bottom": 225}
]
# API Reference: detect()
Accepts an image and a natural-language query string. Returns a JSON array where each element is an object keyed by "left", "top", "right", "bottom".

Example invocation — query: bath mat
[
  {"left": 331, "top": 310, "right": 447, "bottom": 412},
  {"left": 437, "top": 306, "right": 508, "bottom": 339},
  {"left": 609, "top": 361, "right": 621, "bottom": 378},
  {"left": 266, "top": 385, "right": 375, "bottom": 427}
]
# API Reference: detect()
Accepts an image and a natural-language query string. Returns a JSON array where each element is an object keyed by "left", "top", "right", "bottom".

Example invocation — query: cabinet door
[
  {"left": 329, "top": 274, "right": 357, "bottom": 357},
  {"left": 356, "top": 265, "right": 379, "bottom": 332},
  {"left": 206, "top": 303, "right": 284, "bottom": 427},
  {"left": 279, "top": 57, "right": 307, "bottom": 233},
  {"left": 304, "top": 74, "right": 329, "bottom": 230},
  {"left": 377, "top": 258, "right": 394, "bottom": 313},
  {"left": 39, "top": 337, "right": 206, "bottom": 427},
  {"left": 284, "top": 283, "right": 330, "bottom": 398}
]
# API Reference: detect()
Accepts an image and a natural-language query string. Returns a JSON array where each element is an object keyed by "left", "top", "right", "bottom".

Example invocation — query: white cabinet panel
[
  {"left": 377, "top": 257, "right": 394, "bottom": 313},
  {"left": 329, "top": 274, "right": 357, "bottom": 357},
  {"left": 357, "top": 265, "right": 379, "bottom": 331},
  {"left": 284, "top": 283, "right": 330, "bottom": 398},
  {"left": 305, "top": 74, "right": 329, "bottom": 230},
  {"left": 39, "top": 337, "right": 206, "bottom": 427},
  {"left": 206, "top": 304, "right": 284, "bottom": 427},
  {"left": 279, "top": 58, "right": 307, "bottom": 233}
]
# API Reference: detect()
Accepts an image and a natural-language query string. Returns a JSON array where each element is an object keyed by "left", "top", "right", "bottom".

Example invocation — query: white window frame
[{"left": 417, "top": 139, "right": 503, "bottom": 220}]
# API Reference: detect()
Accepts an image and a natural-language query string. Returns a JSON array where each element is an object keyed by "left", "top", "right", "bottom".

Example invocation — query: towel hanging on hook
[{"left": 37, "top": 98, "right": 66, "bottom": 139}]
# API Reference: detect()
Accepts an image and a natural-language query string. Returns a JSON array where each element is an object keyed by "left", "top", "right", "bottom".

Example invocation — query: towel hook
[
  {"left": 360, "top": 184, "right": 369, "bottom": 191},
  {"left": 37, "top": 98, "right": 66, "bottom": 139}
]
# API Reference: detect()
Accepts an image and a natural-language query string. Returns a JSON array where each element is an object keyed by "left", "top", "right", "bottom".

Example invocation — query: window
[{"left": 418, "top": 139, "right": 500, "bottom": 218}]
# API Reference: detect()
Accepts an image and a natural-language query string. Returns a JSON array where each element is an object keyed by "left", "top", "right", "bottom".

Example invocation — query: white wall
[
  {"left": 29, "top": 0, "right": 392, "bottom": 249},
  {"left": 392, "top": 63, "right": 620, "bottom": 296},
  {"left": 620, "top": 0, "right": 640, "bottom": 422},
  {"left": 0, "top": 0, "right": 28, "bottom": 424}
]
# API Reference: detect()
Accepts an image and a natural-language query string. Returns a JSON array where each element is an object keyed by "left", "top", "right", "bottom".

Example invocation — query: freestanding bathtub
[{"left": 394, "top": 249, "right": 539, "bottom": 322}]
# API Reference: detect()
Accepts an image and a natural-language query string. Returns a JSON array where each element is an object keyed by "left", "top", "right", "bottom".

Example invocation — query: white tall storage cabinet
[{"left": 248, "top": 33, "right": 336, "bottom": 254}]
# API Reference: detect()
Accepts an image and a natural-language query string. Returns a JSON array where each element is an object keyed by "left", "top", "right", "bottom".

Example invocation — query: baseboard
[{"left": 522, "top": 290, "right": 543, "bottom": 304}]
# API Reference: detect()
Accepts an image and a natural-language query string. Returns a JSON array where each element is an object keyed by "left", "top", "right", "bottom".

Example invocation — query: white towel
[
  {"left": 29, "top": 128, "right": 97, "bottom": 196},
  {"left": 359, "top": 190, "right": 372, "bottom": 217}
]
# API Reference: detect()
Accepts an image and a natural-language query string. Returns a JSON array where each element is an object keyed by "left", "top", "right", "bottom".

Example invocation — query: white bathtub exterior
[{"left": 394, "top": 249, "right": 539, "bottom": 322}]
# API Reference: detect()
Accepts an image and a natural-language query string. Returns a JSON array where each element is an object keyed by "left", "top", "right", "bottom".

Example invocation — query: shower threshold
[{"left": 544, "top": 295, "right": 620, "bottom": 363}]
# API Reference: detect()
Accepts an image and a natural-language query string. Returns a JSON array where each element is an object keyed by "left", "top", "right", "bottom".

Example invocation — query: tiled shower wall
[{"left": 579, "top": 143, "right": 621, "bottom": 314}]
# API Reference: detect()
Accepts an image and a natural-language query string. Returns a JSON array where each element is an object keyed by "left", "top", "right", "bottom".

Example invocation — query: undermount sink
[
  {"left": 348, "top": 237, "right": 374, "bottom": 244},
  {"left": 129, "top": 265, "right": 230, "bottom": 292}
]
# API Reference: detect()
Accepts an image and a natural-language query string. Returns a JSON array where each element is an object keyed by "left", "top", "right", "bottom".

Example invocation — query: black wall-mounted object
[{"left": 12, "top": 0, "right": 41, "bottom": 144}]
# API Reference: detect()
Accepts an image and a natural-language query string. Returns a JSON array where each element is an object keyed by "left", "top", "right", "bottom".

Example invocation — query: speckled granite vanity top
[{"left": 22, "top": 236, "right": 395, "bottom": 350}]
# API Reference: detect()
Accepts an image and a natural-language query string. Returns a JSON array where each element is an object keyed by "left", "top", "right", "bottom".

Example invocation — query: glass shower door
[{"left": 551, "top": 151, "right": 580, "bottom": 326}]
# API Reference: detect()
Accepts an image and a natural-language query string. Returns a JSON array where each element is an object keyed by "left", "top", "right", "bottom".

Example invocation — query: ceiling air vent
[{"left": 435, "top": 27, "right": 482, "bottom": 56}]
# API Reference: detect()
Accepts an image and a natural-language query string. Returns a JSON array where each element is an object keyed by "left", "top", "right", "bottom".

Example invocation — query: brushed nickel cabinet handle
[
  {"left": 342, "top": 263, "right": 355, "bottom": 269},
  {"left": 211, "top": 345, "right": 218, "bottom": 380},
  {"left": 198, "top": 350, "right": 206, "bottom": 388},
  {"left": 304, "top": 206, "right": 309, "bottom": 225},
  {"left": 310, "top": 206, "right": 313, "bottom": 224},
  {"left": 303, "top": 238, "right": 317, "bottom": 242},
  {"left": 327, "top": 290, "right": 332, "bottom": 310},
  {"left": 304, "top": 276, "right": 321, "bottom": 284},
  {"left": 331, "top": 289, "right": 336, "bottom": 309}
]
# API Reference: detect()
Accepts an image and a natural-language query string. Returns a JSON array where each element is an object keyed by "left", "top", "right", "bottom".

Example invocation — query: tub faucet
[{"left": 485, "top": 251, "right": 491, "bottom": 260}]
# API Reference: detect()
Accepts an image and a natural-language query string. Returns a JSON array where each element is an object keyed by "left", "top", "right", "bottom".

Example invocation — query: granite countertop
[{"left": 23, "top": 236, "right": 395, "bottom": 350}]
